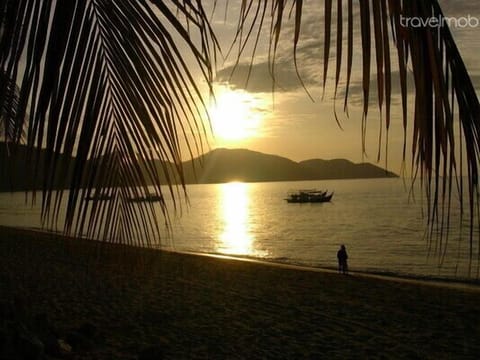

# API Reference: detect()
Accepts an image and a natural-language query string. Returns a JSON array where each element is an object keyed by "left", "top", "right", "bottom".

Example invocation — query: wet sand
[{"left": 1, "top": 225, "right": 479, "bottom": 359}]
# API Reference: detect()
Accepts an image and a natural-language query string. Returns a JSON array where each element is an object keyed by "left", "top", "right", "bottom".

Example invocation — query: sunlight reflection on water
[
  {"left": 214, "top": 182, "right": 269, "bottom": 258},
  {"left": 217, "top": 182, "right": 253, "bottom": 255},
  {"left": 1, "top": 178, "right": 478, "bottom": 279}
]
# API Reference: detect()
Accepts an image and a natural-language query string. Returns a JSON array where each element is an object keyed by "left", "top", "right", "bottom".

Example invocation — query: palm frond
[
  {"left": 1, "top": 0, "right": 480, "bottom": 269},
  {"left": 226, "top": 0, "right": 480, "bottom": 268},
  {"left": 0, "top": 0, "right": 217, "bottom": 244},
  {"left": 0, "top": 71, "right": 23, "bottom": 143}
]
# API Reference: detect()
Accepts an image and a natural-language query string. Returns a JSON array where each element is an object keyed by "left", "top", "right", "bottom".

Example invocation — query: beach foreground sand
[{"left": 1, "top": 226, "right": 479, "bottom": 359}]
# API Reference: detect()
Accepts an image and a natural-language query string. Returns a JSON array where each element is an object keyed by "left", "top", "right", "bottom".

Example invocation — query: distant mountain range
[
  {"left": 184, "top": 148, "right": 397, "bottom": 183},
  {"left": 0, "top": 144, "right": 397, "bottom": 191}
]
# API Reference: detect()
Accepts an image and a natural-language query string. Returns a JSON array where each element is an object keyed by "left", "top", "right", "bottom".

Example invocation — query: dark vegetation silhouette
[{"left": 0, "top": 1, "right": 479, "bottom": 269}]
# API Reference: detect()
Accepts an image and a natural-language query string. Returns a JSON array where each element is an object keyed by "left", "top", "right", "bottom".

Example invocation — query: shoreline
[
  {"left": 3, "top": 225, "right": 480, "bottom": 291},
  {"left": 1, "top": 225, "right": 480, "bottom": 358},
  {"left": 188, "top": 251, "right": 480, "bottom": 292}
]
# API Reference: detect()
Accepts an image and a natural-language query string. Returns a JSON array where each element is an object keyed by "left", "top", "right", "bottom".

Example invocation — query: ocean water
[{"left": 1, "top": 178, "right": 478, "bottom": 280}]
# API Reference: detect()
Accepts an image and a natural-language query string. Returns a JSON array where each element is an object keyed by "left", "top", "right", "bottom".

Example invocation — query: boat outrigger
[{"left": 285, "top": 189, "right": 333, "bottom": 203}]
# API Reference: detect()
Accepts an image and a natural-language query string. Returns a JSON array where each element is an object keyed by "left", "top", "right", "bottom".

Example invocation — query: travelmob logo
[
  {"left": 400, "top": 14, "right": 480, "bottom": 29},
  {"left": 400, "top": 13, "right": 479, "bottom": 47}
]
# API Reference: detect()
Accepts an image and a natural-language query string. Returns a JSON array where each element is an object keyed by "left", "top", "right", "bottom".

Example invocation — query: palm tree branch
[{"left": 1, "top": 0, "right": 217, "bottom": 245}]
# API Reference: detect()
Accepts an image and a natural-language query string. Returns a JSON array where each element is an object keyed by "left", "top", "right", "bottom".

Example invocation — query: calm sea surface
[{"left": 1, "top": 178, "right": 478, "bottom": 280}]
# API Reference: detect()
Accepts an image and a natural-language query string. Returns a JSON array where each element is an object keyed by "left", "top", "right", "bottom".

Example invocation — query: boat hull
[{"left": 285, "top": 191, "right": 333, "bottom": 203}]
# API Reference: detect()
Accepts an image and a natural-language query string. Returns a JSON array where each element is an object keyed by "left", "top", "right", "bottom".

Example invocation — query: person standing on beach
[{"left": 337, "top": 245, "right": 348, "bottom": 275}]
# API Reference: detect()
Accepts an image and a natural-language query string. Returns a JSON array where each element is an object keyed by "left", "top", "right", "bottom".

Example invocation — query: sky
[{"left": 184, "top": 0, "right": 480, "bottom": 175}]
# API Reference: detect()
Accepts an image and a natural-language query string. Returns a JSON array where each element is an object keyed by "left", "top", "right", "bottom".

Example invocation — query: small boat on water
[
  {"left": 127, "top": 193, "right": 163, "bottom": 203},
  {"left": 85, "top": 194, "right": 113, "bottom": 201},
  {"left": 85, "top": 193, "right": 163, "bottom": 202},
  {"left": 285, "top": 189, "right": 333, "bottom": 203}
]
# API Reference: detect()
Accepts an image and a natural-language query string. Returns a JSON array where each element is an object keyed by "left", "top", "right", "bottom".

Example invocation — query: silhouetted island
[
  {"left": 0, "top": 144, "right": 397, "bottom": 191},
  {"left": 184, "top": 148, "right": 397, "bottom": 184}
]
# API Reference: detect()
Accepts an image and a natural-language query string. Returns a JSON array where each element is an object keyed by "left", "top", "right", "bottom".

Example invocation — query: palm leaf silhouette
[
  {"left": 213, "top": 0, "right": 480, "bottom": 269},
  {"left": 1, "top": 1, "right": 217, "bottom": 244},
  {"left": 0, "top": 71, "right": 22, "bottom": 143},
  {"left": 1, "top": 0, "right": 479, "bottom": 267}
]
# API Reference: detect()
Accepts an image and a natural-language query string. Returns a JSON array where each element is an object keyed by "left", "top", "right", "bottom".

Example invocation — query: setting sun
[{"left": 209, "top": 87, "right": 265, "bottom": 142}]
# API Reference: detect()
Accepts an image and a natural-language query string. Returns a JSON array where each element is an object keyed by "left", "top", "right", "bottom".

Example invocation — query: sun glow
[{"left": 209, "top": 87, "right": 265, "bottom": 142}]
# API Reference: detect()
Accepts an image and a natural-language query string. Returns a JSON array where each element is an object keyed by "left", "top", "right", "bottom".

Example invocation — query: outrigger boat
[
  {"left": 285, "top": 189, "right": 333, "bottom": 203},
  {"left": 127, "top": 193, "right": 163, "bottom": 202}
]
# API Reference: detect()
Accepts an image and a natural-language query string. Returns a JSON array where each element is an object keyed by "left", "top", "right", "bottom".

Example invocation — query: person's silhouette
[{"left": 337, "top": 245, "right": 348, "bottom": 275}]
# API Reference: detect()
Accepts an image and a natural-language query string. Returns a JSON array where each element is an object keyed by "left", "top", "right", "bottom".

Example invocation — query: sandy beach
[{"left": 1, "top": 225, "right": 479, "bottom": 359}]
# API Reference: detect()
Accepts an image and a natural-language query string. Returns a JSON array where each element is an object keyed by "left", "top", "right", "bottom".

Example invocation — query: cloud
[
  {"left": 215, "top": 59, "right": 320, "bottom": 93},
  {"left": 214, "top": 0, "right": 479, "bottom": 103},
  {"left": 214, "top": 1, "right": 329, "bottom": 93},
  {"left": 335, "top": 70, "right": 416, "bottom": 108}
]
